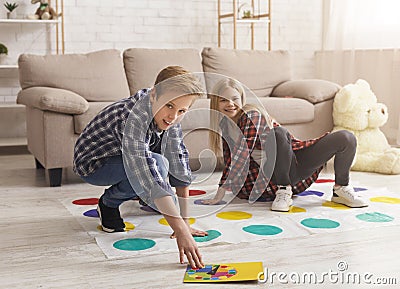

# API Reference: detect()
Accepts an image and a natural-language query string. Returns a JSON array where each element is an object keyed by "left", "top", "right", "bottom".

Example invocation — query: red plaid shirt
[{"left": 219, "top": 110, "right": 327, "bottom": 201}]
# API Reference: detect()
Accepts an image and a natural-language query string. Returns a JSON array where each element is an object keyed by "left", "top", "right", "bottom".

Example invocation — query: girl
[{"left": 202, "top": 77, "right": 368, "bottom": 211}]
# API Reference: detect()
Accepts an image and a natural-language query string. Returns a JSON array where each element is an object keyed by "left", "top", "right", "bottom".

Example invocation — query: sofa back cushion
[
  {"left": 18, "top": 49, "right": 131, "bottom": 102},
  {"left": 123, "top": 48, "right": 204, "bottom": 96},
  {"left": 201, "top": 47, "right": 291, "bottom": 98}
]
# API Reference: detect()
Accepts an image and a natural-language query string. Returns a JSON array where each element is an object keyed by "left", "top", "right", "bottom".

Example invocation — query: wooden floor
[{"left": 1, "top": 154, "right": 400, "bottom": 288}]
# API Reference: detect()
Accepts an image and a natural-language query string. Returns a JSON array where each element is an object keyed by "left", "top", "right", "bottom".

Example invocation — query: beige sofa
[{"left": 17, "top": 47, "right": 340, "bottom": 186}]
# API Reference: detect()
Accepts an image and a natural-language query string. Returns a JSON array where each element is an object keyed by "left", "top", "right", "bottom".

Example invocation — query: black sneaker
[
  {"left": 139, "top": 198, "right": 148, "bottom": 207},
  {"left": 97, "top": 195, "right": 125, "bottom": 233}
]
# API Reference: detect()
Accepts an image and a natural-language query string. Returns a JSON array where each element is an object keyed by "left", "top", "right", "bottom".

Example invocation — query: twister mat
[{"left": 62, "top": 176, "right": 400, "bottom": 259}]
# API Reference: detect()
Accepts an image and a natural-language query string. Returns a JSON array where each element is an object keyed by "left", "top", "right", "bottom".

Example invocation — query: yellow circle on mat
[
  {"left": 124, "top": 222, "right": 135, "bottom": 231},
  {"left": 370, "top": 196, "right": 400, "bottom": 204},
  {"left": 159, "top": 217, "right": 195, "bottom": 226},
  {"left": 96, "top": 222, "right": 135, "bottom": 232},
  {"left": 322, "top": 201, "right": 351, "bottom": 210},
  {"left": 283, "top": 206, "right": 307, "bottom": 214},
  {"left": 216, "top": 211, "right": 252, "bottom": 220}
]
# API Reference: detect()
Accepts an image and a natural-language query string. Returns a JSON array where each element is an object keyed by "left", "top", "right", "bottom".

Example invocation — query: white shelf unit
[
  {"left": 218, "top": 0, "right": 271, "bottom": 50},
  {"left": 0, "top": 19, "right": 60, "bottom": 23},
  {"left": 0, "top": 1, "right": 64, "bottom": 149},
  {"left": 0, "top": 0, "right": 65, "bottom": 68},
  {"left": 0, "top": 103, "right": 27, "bottom": 148},
  {"left": 0, "top": 65, "right": 18, "bottom": 69}
]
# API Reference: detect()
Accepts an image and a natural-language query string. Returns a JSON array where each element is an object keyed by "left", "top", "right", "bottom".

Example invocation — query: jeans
[{"left": 80, "top": 153, "right": 169, "bottom": 208}]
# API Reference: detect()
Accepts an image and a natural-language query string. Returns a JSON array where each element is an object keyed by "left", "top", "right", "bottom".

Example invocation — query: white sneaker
[
  {"left": 332, "top": 185, "right": 369, "bottom": 208},
  {"left": 271, "top": 186, "right": 293, "bottom": 212}
]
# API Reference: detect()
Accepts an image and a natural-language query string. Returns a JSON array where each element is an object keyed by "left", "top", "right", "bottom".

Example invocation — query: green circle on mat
[
  {"left": 301, "top": 218, "right": 340, "bottom": 229},
  {"left": 356, "top": 212, "right": 394, "bottom": 223},
  {"left": 113, "top": 238, "right": 156, "bottom": 251},
  {"left": 194, "top": 230, "right": 222, "bottom": 242},
  {"left": 242, "top": 224, "right": 283, "bottom": 236}
]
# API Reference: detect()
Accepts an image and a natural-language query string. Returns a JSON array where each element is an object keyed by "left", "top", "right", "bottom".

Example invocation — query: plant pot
[
  {"left": 6, "top": 11, "right": 16, "bottom": 19},
  {"left": 0, "top": 54, "right": 7, "bottom": 65}
]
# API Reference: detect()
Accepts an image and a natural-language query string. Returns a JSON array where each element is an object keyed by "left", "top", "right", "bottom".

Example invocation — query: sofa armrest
[
  {"left": 271, "top": 79, "right": 341, "bottom": 104},
  {"left": 17, "top": 87, "right": 89, "bottom": 115}
]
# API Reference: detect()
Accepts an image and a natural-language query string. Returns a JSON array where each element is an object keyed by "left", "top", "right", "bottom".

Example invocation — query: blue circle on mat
[
  {"left": 301, "top": 218, "right": 340, "bottom": 229},
  {"left": 297, "top": 190, "right": 324, "bottom": 197},
  {"left": 356, "top": 212, "right": 394, "bottom": 223},
  {"left": 194, "top": 199, "right": 227, "bottom": 205},
  {"left": 113, "top": 238, "right": 156, "bottom": 251},
  {"left": 83, "top": 209, "right": 99, "bottom": 218},
  {"left": 242, "top": 224, "right": 283, "bottom": 236},
  {"left": 354, "top": 187, "right": 367, "bottom": 192},
  {"left": 193, "top": 230, "right": 222, "bottom": 242}
]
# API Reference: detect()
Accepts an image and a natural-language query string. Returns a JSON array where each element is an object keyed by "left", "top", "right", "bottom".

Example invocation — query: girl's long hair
[{"left": 209, "top": 78, "right": 273, "bottom": 158}]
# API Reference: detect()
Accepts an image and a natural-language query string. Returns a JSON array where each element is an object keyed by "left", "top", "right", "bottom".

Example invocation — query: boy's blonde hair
[
  {"left": 209, "top": 77, "right": 273, "bottom": 156},
  {"left": 154, "top": 66, "right": 205, "bottom": 101}
]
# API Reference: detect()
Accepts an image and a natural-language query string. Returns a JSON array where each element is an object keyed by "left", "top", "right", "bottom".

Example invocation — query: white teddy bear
[{"left": 333, "top": 79, "right": 400, "bottom": 174}]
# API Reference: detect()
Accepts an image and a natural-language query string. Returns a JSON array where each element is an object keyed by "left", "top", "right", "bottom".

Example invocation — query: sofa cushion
[
  {"left": 18, "top": 49, "right": 130, "bottom": 102},
  {"left": 73, "top": 102, "right": 113, "bottom": 134},
  {"left": 17, "top": 87, "right": 89, "bottom": 114},
  {"left": 123, "top": 48, "right": 204, "bottom": 96},
  {"left": 258, "top": 97, "right": 314, "bottom": 124},
  {"left": 202, "top": 47, "right": 291, "bottom": 98},
  {"left": 271, "top": 79, "right": 341, "bottom": 104}
]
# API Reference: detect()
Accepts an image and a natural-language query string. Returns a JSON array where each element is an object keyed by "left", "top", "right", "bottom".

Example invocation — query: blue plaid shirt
[{"left": 73, "top": 89, "right": 192, "bottom": 201}]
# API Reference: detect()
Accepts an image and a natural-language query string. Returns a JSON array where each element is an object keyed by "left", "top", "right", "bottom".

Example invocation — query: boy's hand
[
  {"left": 170, "top": 220, "right": 208, "bottom": 238},
  {"left": 174, "top": 227, "right": 205, "bottom": 269},
  {"left": 154, "top": 196, "right": 204, "bottom": 269},
  {"left": 189, "top": 227, "right": 208, "bottom": 237}
]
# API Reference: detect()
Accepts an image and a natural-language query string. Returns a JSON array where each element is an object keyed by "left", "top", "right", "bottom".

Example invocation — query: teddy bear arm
[{"left": 356, "top": 129, "right": 390, "bottom": 153}]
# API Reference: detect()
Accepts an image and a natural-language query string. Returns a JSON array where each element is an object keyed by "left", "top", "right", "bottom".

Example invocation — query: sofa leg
[
  {"left": 48, "top": 168, "right": 62, "bottom": 187},
  {"left": 35, "top": 158, "right": 44, "bottom": 169}
]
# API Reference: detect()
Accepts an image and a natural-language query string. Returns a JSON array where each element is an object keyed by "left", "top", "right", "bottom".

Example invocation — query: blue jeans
[{"left": 80, "top": 153, "right": 169, "bottom": 208}]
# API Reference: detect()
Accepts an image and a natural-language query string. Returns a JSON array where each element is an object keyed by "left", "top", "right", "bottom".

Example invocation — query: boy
[{"left": 73, "top": 66, "right": 206, "bottom": 268}]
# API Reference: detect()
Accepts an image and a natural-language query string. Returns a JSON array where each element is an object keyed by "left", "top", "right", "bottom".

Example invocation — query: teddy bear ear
[
  {"left": 334, "top": 84, "right": 355, "bottom": 113},
  {"left": 355, "top": 78, "right": 377, "bottom": 102},
  {"left": 355, "top": 79, "right": 370, "bottom": 90}
]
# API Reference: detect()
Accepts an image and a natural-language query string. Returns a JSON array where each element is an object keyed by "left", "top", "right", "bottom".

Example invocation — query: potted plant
[
  {"left": 0, "top": 43, "right": 8, "bottom": 64},
  {"left": 0, "top": 43, "right": 8, "bottom": 55},
  {"left": 4, "top": 2, "right": 19, "bottom": 19}
]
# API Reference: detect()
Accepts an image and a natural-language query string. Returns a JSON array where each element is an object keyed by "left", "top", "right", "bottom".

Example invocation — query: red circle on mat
[
  {"left": 315, "top": 179, "right": 335, "bottom": 183},
  {"left": 72, "top": 198, "right": 99, "bottom": 205},
  {"left": 189, "top": 190, "right": 206, "bottom": 196}
]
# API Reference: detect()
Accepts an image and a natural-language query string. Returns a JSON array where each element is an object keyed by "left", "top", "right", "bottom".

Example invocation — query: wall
[
  {"left": 315, "top": 49, "right": 400, "bottom": 145},
  {"left": 0, "top": 0, "right": 323, "bottom": 104}
]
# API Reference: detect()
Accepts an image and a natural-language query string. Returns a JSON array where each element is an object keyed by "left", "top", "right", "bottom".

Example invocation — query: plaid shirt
[
  {"left": 219, "top": 110, "right": 326, "bottom": 201},
  {"left": 73, "top": 89, "right": 192, "bottom": 201}
]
